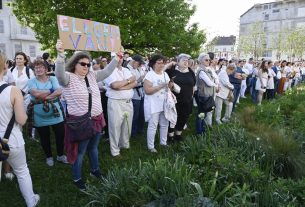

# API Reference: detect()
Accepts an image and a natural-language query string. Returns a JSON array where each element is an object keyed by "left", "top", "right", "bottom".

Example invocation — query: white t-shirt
[
  {"left": 11, "top": 66, "right": 35, "bottom": 109},
  {"left": 143, "top": 70, "right": 170, "bottom": 121},
  {"left": 104, "top": 67, "right": 134, "bottom": 99}
]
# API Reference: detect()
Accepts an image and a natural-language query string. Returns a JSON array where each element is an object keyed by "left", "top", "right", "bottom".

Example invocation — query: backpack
[
  {"left": 0, "top": 84, "right": 15, "bottom": 161},
  {"left": 11, "top": 66, "right": 32, "bottom": 79}
]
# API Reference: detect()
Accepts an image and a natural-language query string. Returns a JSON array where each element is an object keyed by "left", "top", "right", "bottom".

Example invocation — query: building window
[
  {"left": 273, "top": 9, "right": 280, "bottom": 13},
  {"left": 20, "top": 26, "right": 27, "bottom": 35},
  {"left": 223, "top": 48, "right": 226, "bottom": 52},
  {"left": 264, "top": 27, "right": 268, "bottom": 32},
  {"left": 264, "top": 4, "right": 269, "bottom": 10},
  {"left": 298, "top": 8, "right": 305, "bottom": 17},
  {"left": 231, "top": 47, "right": 234, "bottom": 51},
  {"left": 215, "top": 49, "right": 218, "bottom": 52},
  {"left": 264, "top": 14, "right": 269, "bottom": 20},
  {"left": 0, "top": 20, "right": 4, "bottom": 33},
  {"left": 15, "top": 44, "right": 22, "bottom": 53},
  {"left": 29, "top": 45, "right": 36, "bottom": 57},
  {"left": 0, "top": 43, "right": 6, "bottom": 54}
]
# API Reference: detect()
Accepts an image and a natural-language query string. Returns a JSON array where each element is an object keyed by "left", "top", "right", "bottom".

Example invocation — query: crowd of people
[{"left": 1, "top": 39, "right": 305, "bottom": 206}]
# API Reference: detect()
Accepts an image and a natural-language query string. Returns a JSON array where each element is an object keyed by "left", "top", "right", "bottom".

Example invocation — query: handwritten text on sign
[{"left": 57, "top": 15, "right": 121, "bottom": 52}]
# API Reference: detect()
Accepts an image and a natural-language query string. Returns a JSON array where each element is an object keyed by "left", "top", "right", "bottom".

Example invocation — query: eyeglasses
[
  {"left": 78, "top": 62, "right": 91, "bottom": 67},
  {"left": 34, "top": 66, "right": 45, "bottom": 70},
  {"left": 204, "top": 59, "right": 210, "bottom": 62}
]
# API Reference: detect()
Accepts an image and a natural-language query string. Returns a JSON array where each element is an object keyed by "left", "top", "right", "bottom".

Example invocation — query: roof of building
[
  {"left": 240, "top": 0, "right": 284, "bottom": 17},
  {"left": 214, "top": 36, "right": 236, "bottom": 46}
]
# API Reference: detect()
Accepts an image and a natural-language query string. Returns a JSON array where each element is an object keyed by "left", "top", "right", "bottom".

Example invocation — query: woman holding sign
[{"left": 55, "top": 40, "right": 121, "bottom": 191}]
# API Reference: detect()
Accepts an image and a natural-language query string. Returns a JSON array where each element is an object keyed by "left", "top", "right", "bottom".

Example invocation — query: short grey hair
[
  {"left": 177, "top": 53, "right": 191, "bottom": 62},
  {"left": 198, "top": 53, "right": 210, "bottom": 63}
]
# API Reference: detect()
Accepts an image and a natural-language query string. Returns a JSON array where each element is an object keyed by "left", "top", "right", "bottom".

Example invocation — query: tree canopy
[{"left": 11, "top": 0, "right": 206, "bottom": 57}]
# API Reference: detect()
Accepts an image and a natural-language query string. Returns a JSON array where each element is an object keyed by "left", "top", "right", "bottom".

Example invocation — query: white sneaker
[
  {"left": 4, "top": 172, "right": 14, "bottom": 180},
  {"left": 216, "top": 120, "right": 222, "bottom": 125},
  {"left": 149, "top": 148, "right": 158, "bottom": 153},
  {"left": 56, "top": 155, "right": 69, "bottom": 164},
  {"left": 222, "top": 118, "right": 230, "bottom": 123},
  {"left": 46, "top": 157, "right": 54, "bottom": 167},
  {"left": 33, "top": 194, "right": 40, "bottom": 207}
]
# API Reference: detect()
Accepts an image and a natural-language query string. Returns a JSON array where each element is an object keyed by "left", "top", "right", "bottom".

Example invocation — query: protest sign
[{"left": 57, "top": 15, "right": 121, "bottom": 52}]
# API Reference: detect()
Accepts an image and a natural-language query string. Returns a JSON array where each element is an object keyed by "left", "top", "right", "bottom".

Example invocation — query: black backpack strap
[
  {"left": 84, "top": 76, "right": 92, "bottom": 116},
  {"left": 0, "top": 84, "right": 15, "bottom": 140},
  {"left": 26, "top": 66, "right": 31, "bottom": 79},
  {"left": 0, "top": 83, "right": 9, "bottom": 94}
]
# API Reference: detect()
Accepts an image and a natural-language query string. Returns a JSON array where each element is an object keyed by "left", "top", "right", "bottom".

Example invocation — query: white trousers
[
  {"left": 204, "top": 112, "right": 213, "bottom": 127},
  {"left": 7, "top": 146, "right": 37, "bottom": 207},
  {"left": 215, "top": 96, "right": 233, "bottom": 121},
  {"left": 147, "top": 112, "right": 168, "bottom": 150},
  {"left": 240, "top": 80, "right": 247, "bottom": 97},
  {"left": 108, "top": 99, "right": 133, "bottom": 156}
]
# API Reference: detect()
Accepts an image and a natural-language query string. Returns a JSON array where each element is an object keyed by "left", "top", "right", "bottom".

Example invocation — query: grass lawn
[{"left": 1, "top": 88, "right": 305, "bottom": 206}]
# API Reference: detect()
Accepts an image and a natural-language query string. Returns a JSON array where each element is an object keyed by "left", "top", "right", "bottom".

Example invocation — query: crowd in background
[{"left": 1, "top": 40, "right": 305, "bottom": 206}]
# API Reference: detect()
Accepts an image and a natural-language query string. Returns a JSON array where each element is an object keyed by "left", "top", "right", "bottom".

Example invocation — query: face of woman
[
  {"left": 34, "top": 65, "right": 47, "bottom": 77},
  {"left": 202, "top": 58, "right": 210, "bottom": 67},
  {"left": 153, "top": 60, "right": 165, "bottom": 72},
  {"left": 15, "top": 55, "right": 26, "bottom": 67},
  {"left": 75, "top": 58, "right": 90, "bottom": 76},
  {"left": 178, "top": 58, "right": 189, "bottom": 68}
]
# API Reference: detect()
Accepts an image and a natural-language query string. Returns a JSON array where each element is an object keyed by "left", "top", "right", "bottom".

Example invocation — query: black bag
[
  {"left": 65, "top": 77, "right": 97, "bottom": 143},
  {"left": 0, "top": 84, "right": 15, "bottom": 161},
  {"left": 197, "top": 95, "right": 215, "bottom": 113}
]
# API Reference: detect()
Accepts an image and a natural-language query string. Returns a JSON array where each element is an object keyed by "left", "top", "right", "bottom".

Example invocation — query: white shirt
[
  {"left": 267, "top": 68, "right": 276, "bottom": 89},
  {"left": 244, "top": 63, "right": 254, "bottom": 75},
  {"left": 127, "top": 64, "right": 145, "bottom": 100},
  {"left": 0, "top": 82, "right": 24, "bottom": 148},
  {"left": 11, "top": 66, "right": 35, "bottom": 94},
  {"left": 198, "top": 67, "right": 217, "bottom": 87},
  {"left": 301, "top": 67, "right": 305, "bottom": 75},
  {"left": 143, "top": 70, "right": 170, "bottom": 121},
  {"left": 3, "top": 70, "right": 15, "bottom": 84},
  {"left": 104, "top": 67, "right": 134, "bottom": 99},
  {"left": 216, "top": 70, "right": 234, "bottom": 99}
]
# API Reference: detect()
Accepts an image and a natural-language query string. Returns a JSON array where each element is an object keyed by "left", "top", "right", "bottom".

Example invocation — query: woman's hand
[
  {"left": 56, "top": 39, "right": 65, "bottom": 54},
  {"left": 168, "top": 81, "right": 174, "bottom": 89}
]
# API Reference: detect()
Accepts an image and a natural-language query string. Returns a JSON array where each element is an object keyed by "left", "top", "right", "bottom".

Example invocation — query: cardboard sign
[{"left": 57, "top": 15, "right": 121, "bottom": 52}]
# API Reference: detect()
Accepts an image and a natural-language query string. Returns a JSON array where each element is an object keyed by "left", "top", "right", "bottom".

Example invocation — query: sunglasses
[
  {"left": 78, "top": 62, "right": 91, "bottom": 67},
  {"left": 204, "top": 59, "right": 210, "bottom": 62}
]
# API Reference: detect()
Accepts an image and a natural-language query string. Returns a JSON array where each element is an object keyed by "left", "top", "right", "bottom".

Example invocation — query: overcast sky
[{"left": 190, "top": 0, "right": 272, "bottom": 41}]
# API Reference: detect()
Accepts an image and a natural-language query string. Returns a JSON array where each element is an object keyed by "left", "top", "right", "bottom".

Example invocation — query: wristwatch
[{"left": 127, "top": 79, "right": 130, "bottom": 84}]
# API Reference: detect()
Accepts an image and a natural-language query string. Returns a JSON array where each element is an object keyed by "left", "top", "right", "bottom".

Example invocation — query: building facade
[
  {"left": 0, "top": 0, "right": 43, "bottom": 60},
  {"left": 239, "top": 0, "right": 305, "bottom": 60},
  {"left": 211, "top": 36, "right": 236, "bottom": 60}
]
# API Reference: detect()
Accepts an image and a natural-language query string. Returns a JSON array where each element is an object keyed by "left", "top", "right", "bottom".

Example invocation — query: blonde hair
[{"left": 0, "top": 52, "right": 6, "bottom": 74}]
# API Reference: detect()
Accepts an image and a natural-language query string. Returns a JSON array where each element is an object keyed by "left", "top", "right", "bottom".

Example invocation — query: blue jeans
[
  {"left": 131, "top": 98, "right": 144, "bottom": 137},
  {"left": 232, "top": 83, "right": 241, "bottom": 110},
  {"left": 250, "top": 77, "right": 258, "bottom": 103},
  {"left": 72, "top": 133, "right": 101, "bottom": 181}
]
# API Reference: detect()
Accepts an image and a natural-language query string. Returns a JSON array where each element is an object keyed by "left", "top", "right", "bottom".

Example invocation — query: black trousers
[
  {"left": 36, "top": 122, "right": 65, "bottom": 158},
  {"left": 169, "top": 100, "right": 193, "bottom": 133},
  {"left": 101, "top": 92, "right": 109, "bottom": 138}
]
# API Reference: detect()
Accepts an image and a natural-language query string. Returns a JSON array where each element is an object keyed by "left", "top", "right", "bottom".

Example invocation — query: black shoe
[
  {"left": 73, "top": 179, "right": 86, "bottom": 191},
  {"left": 90, "top": 169, "right": 103, "bottom": 179},
  {"left": 167, "top": 136, "right": 175, "bottom": 144},
  {"left": 174, "top": 135, "right": 183, "bottom": 142}
]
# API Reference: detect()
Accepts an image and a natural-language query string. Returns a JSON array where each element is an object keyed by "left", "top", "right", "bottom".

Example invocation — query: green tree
[
  {"left": 238, "top": 21, "right": 266, "bottom": 60},
  {"left": 11, "top": 0, "right": 206, "bottom": 57},
  {"left": 284, "top": 27, "right": 305, "bottom": 61}
]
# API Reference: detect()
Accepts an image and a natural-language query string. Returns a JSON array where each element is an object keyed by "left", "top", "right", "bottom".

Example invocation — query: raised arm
[
  {"left": 55, "top": 40, "right": 70, "bottom": 86},
  {"left": 95, "top": 57, "right": 119, "bottom": 82}
]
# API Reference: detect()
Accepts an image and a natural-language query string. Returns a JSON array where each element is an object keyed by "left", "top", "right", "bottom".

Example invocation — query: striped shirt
[
  {"left": 63, "top": 72, "right": 102, "bottom": 116},
  {"left": 55, "top": 54, "right": 118, "bottom": 117}
]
